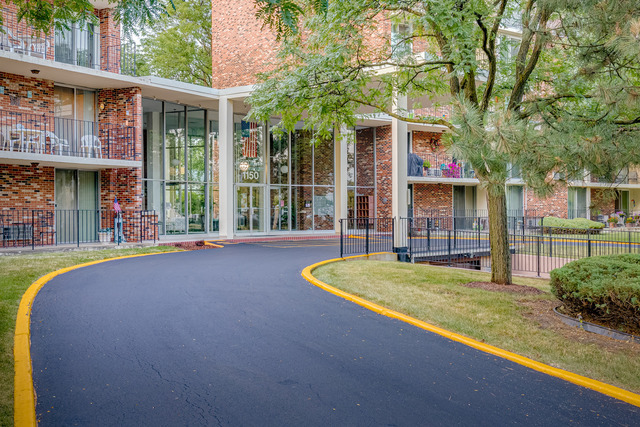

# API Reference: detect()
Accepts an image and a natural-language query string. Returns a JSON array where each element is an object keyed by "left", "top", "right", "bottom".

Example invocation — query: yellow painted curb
[
  {"left": 301, "top": 254, "right": 640, "bottom": 409},
  {"left": 203, "top": 241, "right": 224, "bottom": 248},
  {"left": 14, "top": 252, "right": 172, "bottom": 427}
]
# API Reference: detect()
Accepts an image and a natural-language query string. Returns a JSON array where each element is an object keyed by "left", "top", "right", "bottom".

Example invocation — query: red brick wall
[
  {"left": 0, "top": 164, "right": 55, "bottom": 210},
  {"left": 98, "top": 87, "right": 143, "bottom": 213},
  {"left": 590, "top": 188, "right": 616, "bottom": 216},
  {"left": 0, "top": 72, "right": 54, "bottom": 116},
  {"left": 98, "top": 8, "right": 121, "bottom": 73},
  {"left": 355, "top": 128, "right": 375, "bottom": 187},
  {"left": 375, "top": 125, "right": 392, "bottom": 217},
  {"left": 525, "top": 185, "right": 568, "bottom": 217},
  {"left": 413, "top": 183, "right": 453, "bottom": 216},
  {"left": 211, "top": 0, "right": 278, "bottom": 88},
  {"left": 97, "top": 87, "right": 142, "bottom": 161},
  {"left": 412, "top": 130, "right": 447, "bottom": 167}
]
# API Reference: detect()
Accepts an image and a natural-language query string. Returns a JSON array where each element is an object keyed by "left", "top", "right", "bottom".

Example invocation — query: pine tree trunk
[{"left": 487, "top": 186, "right": 512, "bottom": 284}]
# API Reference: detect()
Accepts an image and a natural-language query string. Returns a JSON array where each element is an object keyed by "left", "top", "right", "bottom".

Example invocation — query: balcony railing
[
  {"left": 1, "top": 16, "right": 137, "bottom": 76},
  {"left": 411, "top": 153, "right": 475, "bottom": 179},
  {"left": 0, "top": 110, "right": 138, "bottom": 161}
]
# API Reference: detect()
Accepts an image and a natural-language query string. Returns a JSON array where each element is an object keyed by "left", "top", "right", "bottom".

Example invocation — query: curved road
[{"left": 31, "top": 241, "right": 639, "bottom": 425}]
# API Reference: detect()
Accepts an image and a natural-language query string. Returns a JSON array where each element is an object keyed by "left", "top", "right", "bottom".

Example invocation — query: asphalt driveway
[{"left": 31, "top": 241, "right": 640, "bottom": 425}]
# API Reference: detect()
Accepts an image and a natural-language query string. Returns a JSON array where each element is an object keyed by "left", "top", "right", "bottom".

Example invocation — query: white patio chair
[
  {"left": 16, "top": 124, "right": 43, "bottom": 153},
  {"left": 81, "top": 135, "right": 103, "bottom": 158},
  {"left": 44, "top": 131, "right": 69, "bottom": 155}
]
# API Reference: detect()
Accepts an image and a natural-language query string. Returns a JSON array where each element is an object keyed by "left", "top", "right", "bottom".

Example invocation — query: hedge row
[
  {"left": 550, "top": 254, "right": 640, "bottom": 334},
  {"left": 541, "top": 217, "right": 605, "bottom": 234}
]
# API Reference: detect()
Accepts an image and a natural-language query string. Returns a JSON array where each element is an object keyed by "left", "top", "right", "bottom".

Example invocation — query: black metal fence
[
  {"left": 341, "top": 216, "right": 640, "bottom": 276},
  {"left": 0, "top": 209, "right": 158, "bottom": 249},
  {"left": 0, "top": 110, "right": 138, "bottom": 160},
  {"left": 339, "top": 218, "right": 395, "bottom": 257}
]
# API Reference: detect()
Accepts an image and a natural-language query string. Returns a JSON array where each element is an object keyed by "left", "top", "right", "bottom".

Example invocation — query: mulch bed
[
  {"left": 461, "top": 281, "right": 545, "bottom": 295},
  {"left": 165, "top": 241, "right": 215, "bottom": 250}
]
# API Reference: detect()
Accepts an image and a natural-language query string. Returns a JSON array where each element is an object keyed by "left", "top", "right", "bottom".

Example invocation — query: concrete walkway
[{"left": 31, "top": 241, "right": 639, "bottom": 425}]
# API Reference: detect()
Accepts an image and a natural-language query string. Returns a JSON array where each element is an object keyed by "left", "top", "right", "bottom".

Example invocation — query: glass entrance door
[
  {"left": 236, "top": 185, "right": 265, "bottom": 233},
  {"left": 55, "top": 169, "right": 98, "bottom": 243}
]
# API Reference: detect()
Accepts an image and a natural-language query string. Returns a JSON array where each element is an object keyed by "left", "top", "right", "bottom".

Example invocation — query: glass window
[
  {"left": 506, "top": 185, "right": 524, "bottom": 215},
  {"left": 314, "top": 134, "right": 334, "bottom": 185},
  {"left": 188, "top": 183, "right": 206, "bottom": 233},
  {"left": 270, "top": 127, "right": 289, "bottom": 185},
  {"left": 355, "top": 129, "right": 375, "bottom": 187},
  {"left": 314, "top": 187, "right": 334, "bottom": 230},
  {"left": 143, "top": 180, "right": 164, "bottom": 231},
  {"left": 347, "top": 132, "right": 356, "bottom": 187},
  {"left": 165, "top": 182, "right": 186, "bottom": 234},
  {"left": 166, "top": 103, "right": 185, "bottom": 182},
  {"left": 143, "top": 99, "right": 164, "bottom": 180},
  {"left": 291, "top": 130, "right": 313, "bottom": 185},
  {"left": 234, "top": 116, "right": 265, "bottom": 184},
  {"left": 187, "top": 110, "right": 206, "bottom": 182},
  {"left": 270, "top": 186, "right": 289, "bottom": 231},
  {"left": 209, "top": 117, "right": 219, "bottom": 183},
  {"left": 55, "top": 23, "right": 98, "bottom": 68},
  {"left": 291, "top": 186, "right": 314, "bottom": 231},
  {"left": 210, "top": 183, "right": 219, "bottom": 231}
]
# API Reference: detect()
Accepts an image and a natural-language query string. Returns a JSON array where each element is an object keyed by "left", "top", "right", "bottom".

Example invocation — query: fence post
[
  {"left": 365, "top": 218, "right": 370, "bottom": 255},
  {"left": 453, "top": 228, "right": 457, "bottom": 249},
  {"left": 392, "top": 217, "right": 395, "bottom": 253},
  {"left": 536, "top": 234, "right": 541, "bottom": 277},
  {"left": 548, "top": 227, "right": 553, "bottom": 258},
  {"left": 31, "top": 210, "right": 35, "bottom": 251},
  {"left": 447, "top": 229, "right": 452, "bottom": 266},
  {"left": 587, "top": 229, "right": 591, "bottom": 257},
  {"left": 427, "top": 227, "right": 431, "bottom": 251},
  {"left": 76, "top": 209, "right": 80, "bottom": 248},
  {"left": 630, "top": 230, "right": 632, "bottom": 254},
  {"left": 340, "top": 219, "right": 344, "bottom": 258}
]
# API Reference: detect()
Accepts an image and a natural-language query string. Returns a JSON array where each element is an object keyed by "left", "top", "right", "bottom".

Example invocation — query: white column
[
  {"left": 392, "top": 93, "right": 409, "bottom": 247},
  {"left": 334, "top": 126, "right": 349, "bottom": 233},
  {"left": 218, "top": 97, "right": 235, "bottom": 239}
]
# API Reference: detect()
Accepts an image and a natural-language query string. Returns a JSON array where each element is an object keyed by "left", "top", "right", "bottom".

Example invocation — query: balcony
[
  {"left": 409, "top": 153, "right": 476, "bottom": 182},
  {"left": 0, "top": 13, "right": 136, "bottom": 76},
  {"left": 0, "top": 110, "right": 139, "bottom": 166}
]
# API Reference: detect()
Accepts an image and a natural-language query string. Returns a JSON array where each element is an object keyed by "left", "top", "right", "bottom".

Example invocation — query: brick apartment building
[{"left": 0, "top": 0, "right": 637, "bottom": 247}]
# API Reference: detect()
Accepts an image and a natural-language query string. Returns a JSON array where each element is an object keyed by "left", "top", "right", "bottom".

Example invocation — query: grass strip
[
  {"left": 314, "top": 260, "right": 640, "bottom": 393},
  {"left": 0, "top": 246, "right": 180, "bottom": 426}
]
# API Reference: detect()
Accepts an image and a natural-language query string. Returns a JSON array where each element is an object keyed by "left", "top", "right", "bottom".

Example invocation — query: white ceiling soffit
[{"left": 0, "top": 53, "right": 220, "bottom": 109}]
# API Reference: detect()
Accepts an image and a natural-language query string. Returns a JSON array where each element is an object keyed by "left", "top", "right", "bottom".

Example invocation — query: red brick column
[
  {"left": 375, "top": 125, "right": 392, "bottom": 218},
  {"left": 98, "top": 8, "right": 121, "bottom": 73}
]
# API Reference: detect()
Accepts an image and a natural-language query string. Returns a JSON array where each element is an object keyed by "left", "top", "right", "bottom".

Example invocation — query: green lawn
[
  {"left": 0, "top": 246, "right": 180, "bottom": 426},
  {"left": 314, "top": 260, "right": 640, "bottom": 393}
]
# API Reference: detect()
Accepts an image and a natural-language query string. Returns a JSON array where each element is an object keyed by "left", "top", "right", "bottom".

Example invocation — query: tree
[
  {"left": 248, "top": 0, "right": 640, "bottom": 284},
  {"left": 137, "top": 0, "right": 212, "bottom": 86},
  {"left": 1, "top": 0, "right": 170, "bottom": 34}
]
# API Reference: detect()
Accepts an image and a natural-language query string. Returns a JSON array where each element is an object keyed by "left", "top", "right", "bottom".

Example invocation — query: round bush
[{"left": 550, "top": 254, "right": 640, "bottom": 334}]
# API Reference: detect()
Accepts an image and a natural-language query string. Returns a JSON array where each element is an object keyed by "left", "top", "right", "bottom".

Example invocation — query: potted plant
[
  {"left": 607, "top": 216, "right": 619, "bottom": 227},
  {"left": 423, "top": 159, "right": 431, "bottom": 176},
  {"left": 626, "top": 216, "right": 635, "bottom": 227}
]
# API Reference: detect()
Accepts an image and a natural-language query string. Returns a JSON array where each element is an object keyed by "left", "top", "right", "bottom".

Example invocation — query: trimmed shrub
[
  {"left": 541, "top": 216, "right": 605, "bottom": 234},
  {"left": 550, "top": 254, "right": 640, "bottom": 334}
]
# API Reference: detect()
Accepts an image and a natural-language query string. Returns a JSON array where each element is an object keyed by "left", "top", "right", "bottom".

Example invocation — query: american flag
[
  {"left": 242, "top": 121, "right": 259, "bottom": 158},
  {"left": 113, "top": 197, "right": 122, "bottom": 213}
]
